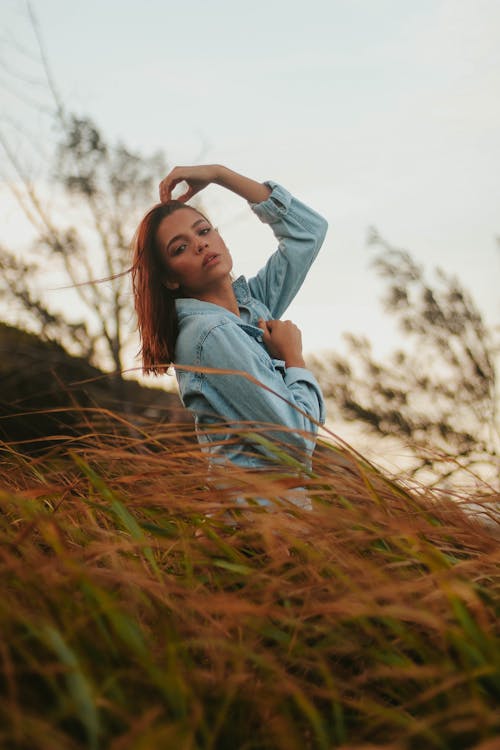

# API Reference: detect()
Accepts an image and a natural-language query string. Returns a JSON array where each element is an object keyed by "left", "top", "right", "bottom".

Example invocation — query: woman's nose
[{"left": 196, "top": 239, "right": 208, "bottom": 252}]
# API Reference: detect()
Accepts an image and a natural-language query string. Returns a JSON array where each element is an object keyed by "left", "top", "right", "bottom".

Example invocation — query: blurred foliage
[
  {"left": 0, "top": 112, "right": 166, "bottom": 378},
  {"left": 0, "top": 3, "right": 168, "bottom": 384},
  {"left": 310, "top": 228, "right": 500, "bottom": 487}
]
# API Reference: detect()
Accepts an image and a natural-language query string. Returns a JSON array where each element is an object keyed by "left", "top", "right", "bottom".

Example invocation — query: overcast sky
[{"left": 1, "top": 0, "right": 499, "bottom": 360}]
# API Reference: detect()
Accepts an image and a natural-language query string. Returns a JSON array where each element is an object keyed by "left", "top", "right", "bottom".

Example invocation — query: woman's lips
[{"left": 203, "top": 254, "right": 220, "bottom": 268}]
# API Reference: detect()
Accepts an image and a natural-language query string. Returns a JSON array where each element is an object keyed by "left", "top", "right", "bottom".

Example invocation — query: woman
[{"left": 132, "top": 164, "right": 328, "bottom": 486}]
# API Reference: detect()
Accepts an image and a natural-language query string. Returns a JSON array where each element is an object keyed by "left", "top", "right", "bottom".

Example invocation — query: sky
[{"left": 1, "top": 0, "right": 499, "bottom": 364}]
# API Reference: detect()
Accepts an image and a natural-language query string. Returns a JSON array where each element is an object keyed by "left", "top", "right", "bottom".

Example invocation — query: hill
[{"left": 0, "top": 323, "right": 189, "bottom": 447}]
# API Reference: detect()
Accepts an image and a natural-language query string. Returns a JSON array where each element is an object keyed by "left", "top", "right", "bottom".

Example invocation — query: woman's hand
[
  {"left": 159, "top": 165, "right": 271, "bottom": 205},
  {"left": 159, "top": 165, "right": 219, "bottom": 203},
  {"left": 257, "top": 319, "right": 306, "bottom": 369}
]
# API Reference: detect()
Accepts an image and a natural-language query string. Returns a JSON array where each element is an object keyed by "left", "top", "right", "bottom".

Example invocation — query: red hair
[{"left": 131, "top": 201, "right": 202, "bottom": 375}]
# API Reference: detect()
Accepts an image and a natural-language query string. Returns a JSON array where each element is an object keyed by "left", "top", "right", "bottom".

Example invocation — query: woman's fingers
[
  {"left": 260, "top": 319, "right": 301, "bottom": 336},
  {"left": 159, "top": 170, "right": 191, "bottom": 202},
  {"left": 159, "top": 174, "right": 176, "bottom": 202},
  {"left": 257, "top": 318, "right": 273, "bottom": 336},
  {"left": 174, "top": 183, "right": 197, "bottom": 203},
  {"left": 257, "top": 319, "right": 303, "bottom": 364},
  {"left": 159, "top": 165, "right": 215, "bottom": 203},
  {"left": 159, "top": 176, "right": 202, "bottom": 203}
]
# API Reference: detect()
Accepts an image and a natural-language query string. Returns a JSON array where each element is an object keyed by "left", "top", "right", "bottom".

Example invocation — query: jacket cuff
[
  {"left": 284, "top": 367, "right": 326, "bottom": 424},
  {"left": 249, "top": 182, "right": 292, "bottom": 223}
]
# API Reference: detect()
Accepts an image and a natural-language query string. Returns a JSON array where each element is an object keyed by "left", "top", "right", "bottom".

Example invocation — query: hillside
[{"left": 0, "top": 323, "right": 189, "bottom": 447}]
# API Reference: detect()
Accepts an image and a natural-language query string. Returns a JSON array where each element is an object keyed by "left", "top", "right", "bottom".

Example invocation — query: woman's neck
[{"left": 187, "top": 277, "right": 240, "bottom": 317}]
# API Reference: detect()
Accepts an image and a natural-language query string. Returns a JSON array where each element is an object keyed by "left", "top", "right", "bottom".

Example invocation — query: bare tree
[
  {"left": 0, "top": 2, "right": 167, "bottom": 387},
  {"left": 309, "top": 228, "right": 500, "bottom": 487}
]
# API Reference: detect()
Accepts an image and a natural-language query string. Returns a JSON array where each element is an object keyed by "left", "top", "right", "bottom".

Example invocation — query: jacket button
[{"left": 257, "top": 335, "right": 263, "bottom": 343}]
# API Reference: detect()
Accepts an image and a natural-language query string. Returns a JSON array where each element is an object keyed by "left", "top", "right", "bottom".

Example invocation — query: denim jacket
[{"left": 174, "top": 181, "right": 328, "bottom": 469}]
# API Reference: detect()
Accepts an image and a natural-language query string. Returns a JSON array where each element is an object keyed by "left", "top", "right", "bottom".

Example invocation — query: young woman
[{"left": 132, "top": 165, "right": 328, "bottom": 481}]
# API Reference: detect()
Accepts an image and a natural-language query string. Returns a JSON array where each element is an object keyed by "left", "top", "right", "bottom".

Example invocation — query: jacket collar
[
  {"left": 175, "top": 275, "right": 251, "bottom": 321},
  {"left": 174, "top": 275, "right": 283, "bottom": 356}
]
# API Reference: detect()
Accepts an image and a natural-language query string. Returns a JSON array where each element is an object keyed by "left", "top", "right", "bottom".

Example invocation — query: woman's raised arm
[{"left": 159, "top": 164, "right": 271, "bottom": 205}]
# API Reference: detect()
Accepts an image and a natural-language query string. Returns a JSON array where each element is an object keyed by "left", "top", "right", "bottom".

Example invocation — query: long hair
[{"left": 131, "top": 201, "right": 203, "bottom": 375}]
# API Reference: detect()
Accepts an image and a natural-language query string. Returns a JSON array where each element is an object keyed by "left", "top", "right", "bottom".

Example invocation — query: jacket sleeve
[
  {"left": 247, "top": 182, "right": 328, "bottom": 319},
  {"left": 194, "top": 320, "right": 325, "bottom": 459}
]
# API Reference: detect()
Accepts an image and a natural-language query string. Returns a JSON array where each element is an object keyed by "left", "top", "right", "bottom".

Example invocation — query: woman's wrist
[
  {"left": 213, "top": 165, "right": 271, "bottom": 204},
  {"left": 284, "top": 356, "right": 306, "bottom": 369}
]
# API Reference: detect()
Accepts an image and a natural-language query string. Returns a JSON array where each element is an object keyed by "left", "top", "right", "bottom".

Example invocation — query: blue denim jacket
[{"left": 174, "top": 181, "right": 328, "bottom": 469}]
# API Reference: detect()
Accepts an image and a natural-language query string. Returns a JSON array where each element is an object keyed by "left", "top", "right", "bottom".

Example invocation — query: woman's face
[{"left": 156, "top": 207, "right": 233, "bottom": 297}]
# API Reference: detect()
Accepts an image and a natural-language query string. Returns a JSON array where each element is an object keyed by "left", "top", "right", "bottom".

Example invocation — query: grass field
[{"left": 1, "top": 410, "right": 499, "bottom": 749}]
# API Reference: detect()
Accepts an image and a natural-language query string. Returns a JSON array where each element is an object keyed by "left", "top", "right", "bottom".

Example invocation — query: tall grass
[{"left": 0, "top": 408, "right": 499, "bottom": 749}]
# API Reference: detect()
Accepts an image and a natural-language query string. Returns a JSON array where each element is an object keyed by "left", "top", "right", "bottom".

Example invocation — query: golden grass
[{"left": 0, "top": 409, "right": 499, "bottom": 749}]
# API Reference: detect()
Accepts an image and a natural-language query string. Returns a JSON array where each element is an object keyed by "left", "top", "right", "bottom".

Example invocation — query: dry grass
[{"left": 0, "top": 409, "right": 498, "bottom": 749}]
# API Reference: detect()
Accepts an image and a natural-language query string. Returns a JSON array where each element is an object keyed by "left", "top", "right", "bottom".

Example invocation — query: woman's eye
[
  {"left": 199, "top": 227, "right": 211, "bottom": 236},
  {"left": 173, "top": 244, "right": 186, "bottom": 256}
]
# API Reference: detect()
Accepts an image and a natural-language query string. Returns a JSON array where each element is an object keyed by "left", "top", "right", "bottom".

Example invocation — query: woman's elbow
[
  {"left": 287, "top": 417, "right": 320, "bottom": 453},
  {"left": 316, "top": 216, "right": 329, "bottom": 246},
  {"left": 287, "top": 428, "right": 317, "bottom": 459}
]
